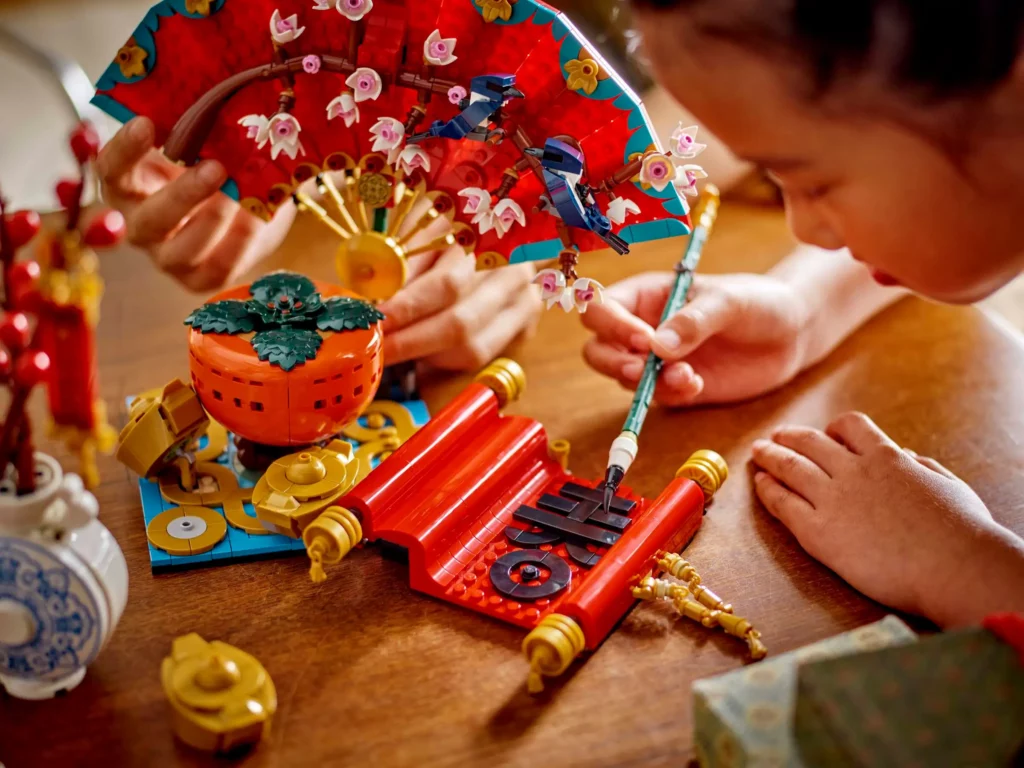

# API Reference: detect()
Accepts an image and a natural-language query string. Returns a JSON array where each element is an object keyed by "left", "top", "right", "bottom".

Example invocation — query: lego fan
[{"left": 92, "top": 0, "right": 708, "bottom": 310}]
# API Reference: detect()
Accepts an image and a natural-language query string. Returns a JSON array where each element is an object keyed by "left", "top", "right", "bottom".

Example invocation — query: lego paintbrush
[{"left": 602, "top": 185, "right": 721, "bottom": 512}]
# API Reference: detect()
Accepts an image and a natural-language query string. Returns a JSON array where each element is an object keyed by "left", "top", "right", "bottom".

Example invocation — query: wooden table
[{"left": 3, "top": 204, "right": 1024, "bottom": 767}]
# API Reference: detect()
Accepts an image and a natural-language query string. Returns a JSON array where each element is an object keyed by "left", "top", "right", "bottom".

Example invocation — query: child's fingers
[
  {"left": 753, "top": 471, "right": 816, "bottom": 530},
  {"left": 378, "top": 247, "right": 473, "bottom": 332},
  {"left": 425, "top": 288, "right": 539, "bottom": 371},
  {"left": 581, "top": 301, "right": 655, "bottom": 353},
  {"left": 582, "top": 338, "right": 641, "bottom": 385},
  {"left": 770, "top": 426, "right": 846, "bottom": 477},
  {"left": 751, "top": 439, "right": 828, "bottom": 498},
  {"left": 126, "top": 161, "right": 227, "bottom": 247},
  {"left": 825, "top": 412, "right": 899, "bottom": 456},
  {"left": 96, "top": 117, "right": 156, "bottom": 199},
  {"left": 905, "top": 450, "right": 959, "bottom": 481},
  {"left": 657, "top": 362, "right": 706, "bottom": 407},
  {"left": 651, "top": 288, "right": 737, "bottom": 361}
]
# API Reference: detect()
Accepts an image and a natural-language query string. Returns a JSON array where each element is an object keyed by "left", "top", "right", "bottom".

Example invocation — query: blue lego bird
[
  {"left": 525, "top": 139, "right": 630, "bottom": 256},
  {"left": 409, "top": 74, "right": 524, "bottom": 144}
]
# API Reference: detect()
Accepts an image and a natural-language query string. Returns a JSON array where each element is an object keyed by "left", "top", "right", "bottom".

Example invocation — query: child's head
[{"left": 631, "top": 0, "right": 1024, "bottom": 302}]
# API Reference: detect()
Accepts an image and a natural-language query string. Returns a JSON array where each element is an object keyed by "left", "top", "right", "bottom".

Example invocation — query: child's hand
[
  {"left": 752, "top": 412, "right": 1024, "bottom": 627},
  {"left": 97, "top": 117, "right": 291, "bottom": 292},
  {"left": 379, "top": 251, "right": 540, "bottom": 371},
  {"left": 581, "top": 272, "right": 813, "bottom": 405}
]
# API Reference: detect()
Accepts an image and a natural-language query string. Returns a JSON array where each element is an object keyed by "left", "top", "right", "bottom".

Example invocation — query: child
[
  {"left": 583, "top": 0, "right": 1024, "bottom": 627},
  {"left": 94, "top": 118, "right": 541, "bottom": 372}
]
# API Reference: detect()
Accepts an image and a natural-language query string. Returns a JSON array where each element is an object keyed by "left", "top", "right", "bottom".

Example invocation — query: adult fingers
[
  {"left": 826, "top": 412, "right": 899, "bottom": 456},
  {"left": 383, "top": 265, "right": 530, "bottom": 363},
  {"left": 751, "top": 438, "right": 829, "bottom": 500},
  {"left": 425, "top": 288, "right": 539, "bottom": 371},
  {"left": 125, "top": 161, "right": 228, "bottom": 247},
  {"left": 378, "top": 247, "right": 474, "bottom": 332},
  {"left": 170, "top": 208, "right": 266, "bottom": 293},
  {"left": 651, "top": 286, "right": 739, "bottom": 361},
  {"left": 96, "top": 117, "right": 156, "bottom": 199}
]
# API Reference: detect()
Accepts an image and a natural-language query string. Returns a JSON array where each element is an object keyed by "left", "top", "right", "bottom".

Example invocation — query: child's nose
[{"left": 785, "top": 200, "right": 845, "bottom": 251}]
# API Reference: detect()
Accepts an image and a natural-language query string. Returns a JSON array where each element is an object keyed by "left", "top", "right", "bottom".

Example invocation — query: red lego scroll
[{"left": 338, "top": 366, "right": 708, "bottom": 651}]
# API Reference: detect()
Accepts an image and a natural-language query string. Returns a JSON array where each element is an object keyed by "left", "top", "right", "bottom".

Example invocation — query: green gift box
[
  {"left": 794, "top": 626, "right": 1024, "bottom": 767},
  {"left": 693, "top": 616, "right": 918, "bottom": 767}
]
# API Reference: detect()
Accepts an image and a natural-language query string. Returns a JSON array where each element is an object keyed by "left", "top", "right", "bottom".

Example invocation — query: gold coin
[{"left": 357, "top": 173, "right": 393, "bottom": 208}]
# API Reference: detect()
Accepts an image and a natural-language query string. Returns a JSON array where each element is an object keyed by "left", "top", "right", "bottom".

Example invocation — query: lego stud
[
  {"left": 194, "top": 655, "right": 241, "bottom": 691},
  {"left": 303, "top": 507, "right": 363, "bottom": 584},
  {"left": 474, "top": 358, "right": 526, "bottom": 409},
  {"left": 284, "top": 453, "right": 327, "bottom": 485},
  {"left": 548, "top": 439, "right": 571, "bottom": 471},
  {"left": 676, "top": 449, "right": 729, "bottom": 503},
  {"left": 521, "top": 614, "right": 585, "bottom": 695}
]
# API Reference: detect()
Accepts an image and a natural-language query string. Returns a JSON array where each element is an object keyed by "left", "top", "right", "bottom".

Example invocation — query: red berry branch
[{"left": 0, "top": 121, "right": 124, "bottom": 494}]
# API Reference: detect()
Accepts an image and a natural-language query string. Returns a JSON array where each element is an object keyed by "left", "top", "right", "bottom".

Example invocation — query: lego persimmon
[{"left": 186, "top": 272, "right": 385, "bottom": 448}]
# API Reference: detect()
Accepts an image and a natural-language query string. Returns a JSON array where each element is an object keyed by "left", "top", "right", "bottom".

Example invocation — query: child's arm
[{"left": 582, "top": 246, "right": 906, "bottom": 406}]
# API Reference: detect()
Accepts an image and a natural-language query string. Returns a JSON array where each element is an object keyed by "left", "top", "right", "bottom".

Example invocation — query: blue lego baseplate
[{"left": 128, "top": 397, "right": 430, "bottom": 572}]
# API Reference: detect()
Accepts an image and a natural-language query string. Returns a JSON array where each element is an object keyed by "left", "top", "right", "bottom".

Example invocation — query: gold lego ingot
[
  {"left": 116, "top": 379, "right": 209, "bottom": 479},
  {"left": 475, "top": 358, "right": 526, "bottom": 409},
  {"left": 251, "top": 441, "right": 360, "bottom": 538},
  {"left": 677, "top": 449, "right": 729, "bottom": 502},
  {"left": 522, "top": 614, "right": 586, "bottom": 695},
  {"left": 304, "top": 507, "right": 364, "bottom": 584},
  {"left": 548, "top": 439, "right": 571, "bottom": 471},
  {"left": 162, "top": 633, "right": 276, "bottom": 755}
]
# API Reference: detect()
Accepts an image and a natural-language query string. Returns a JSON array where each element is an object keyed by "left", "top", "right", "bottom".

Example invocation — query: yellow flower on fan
[
  {"left": 639, "top": 152, "right": 674, "bottom": 192},
  {"left": 565, "top": 57, "right": 601, "bottom": 95},
  {"left": 185, "top": 0, "right": 212, "bottom": 15},
  {"left": 116, "top": 39, "right": 148, "bottom": 78},
  {"left": 476, "top": 0, "right": 515, "bottom": 23}
]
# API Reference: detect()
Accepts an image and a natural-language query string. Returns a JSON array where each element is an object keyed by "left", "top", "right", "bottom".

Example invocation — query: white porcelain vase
[{"left": 0, "top": 453, "right": 128, "bottom": 700}]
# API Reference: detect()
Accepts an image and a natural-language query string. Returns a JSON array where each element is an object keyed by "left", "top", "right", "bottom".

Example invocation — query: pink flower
[
  {"left": 270, "top": 10, "right": 305, "bottom": 44},
  {"left": 492, "top": 199, "right": 526, "bottom": 238},
  {"left": 671, "top": 123, "right": 707, "bottom": 160},
  {"left": 397, "top": 146, "right": 431, "bottom": 175},
  {"left": 334, "top": 0, "right": 373, "bottom": 21},
  {"left": 267, "top": 113, "right": 305, "bottom": 160},
  {"left": 448, "top": 85, "right": 467, "bottom": 105},
  {"left": 533, "top": 269, "right": 567, "bottom": 310},
  {"left": 639, "top": 152, "right": 674, "bottom": 192},
  {"left": 458, "top": 188, "right": 491, "bottom": 216},
  {"left": 326, "top": 93, "right": 359, "bottom": 127},
  {"left": 424, "top": 30, "right": 458, "bottom": 67},
  {"left": 346, "top": 67, "right": 383, "bottom": 103},
  {"left": 572, "top": 278, "right": 605, "bottom": 313},
  {"left": 673, "top": 163, "right": 708, "bottom": 197},
  {"left": 238, "top": 114, "right": 271, "bottom": 149},
  {"left": 302, "top": 55, "right": 321, "bottom": 74},
  {"left": 369, "top": 117, "right": 405, "bottom": 165}
]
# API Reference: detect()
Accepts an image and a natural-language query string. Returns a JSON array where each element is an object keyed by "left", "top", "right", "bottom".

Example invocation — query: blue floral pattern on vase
[{"left": 0, "top": 538, "right": 101, "bottom": 681}]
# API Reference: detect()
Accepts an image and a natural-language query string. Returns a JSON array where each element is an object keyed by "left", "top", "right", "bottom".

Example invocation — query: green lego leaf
[
  {"left": 249, "top": 272, "right": 317, "bottom": 304},
  {"left": 184, "top": 300, "right": 256, "bottom": 334},
  {"left": 251, "top": 328, "right": 322, "bottom": 371},
  {"left": 317, "top": 297, "right": 386, "bottom": 333}
]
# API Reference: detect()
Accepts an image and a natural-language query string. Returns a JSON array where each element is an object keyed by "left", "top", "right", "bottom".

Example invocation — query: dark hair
[{"left": 631, "top": 0, "right": 1024, "bottom": 99}]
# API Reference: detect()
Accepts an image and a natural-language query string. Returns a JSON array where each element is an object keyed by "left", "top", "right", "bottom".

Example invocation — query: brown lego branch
[{"left": 164, "top": 55, "right": 460, "bottom": 166}]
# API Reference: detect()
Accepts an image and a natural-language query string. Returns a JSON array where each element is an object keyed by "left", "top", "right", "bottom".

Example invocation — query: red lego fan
[{"left": 93, "top": 0, "right": 707, "bottom": 308}]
